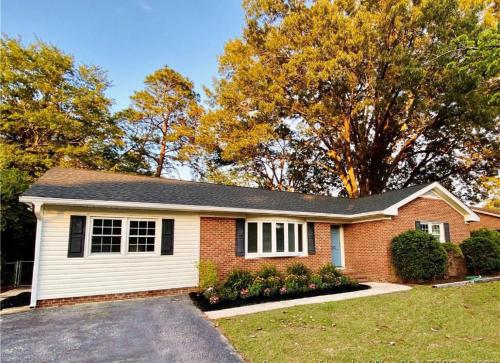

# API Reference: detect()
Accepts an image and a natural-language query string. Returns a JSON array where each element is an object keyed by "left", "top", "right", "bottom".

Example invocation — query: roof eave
[{"left": 19, "top": 195, "right": 393, "bottom": 221}]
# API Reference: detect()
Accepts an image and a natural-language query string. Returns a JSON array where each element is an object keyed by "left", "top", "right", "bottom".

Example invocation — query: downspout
[{"left": 30, "top": 202, "right": 44, "bottom": 308}]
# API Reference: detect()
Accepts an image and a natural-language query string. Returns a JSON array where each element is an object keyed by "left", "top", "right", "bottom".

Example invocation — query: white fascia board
[
  {"left": 472, "top": 209, "right": 500, "bottom": 218},
  {"left": 383, "top": 182, "right": 480, "bottom": 222},
  {"left": 19, "top": 196, "right": 387, "bottom": 221}
]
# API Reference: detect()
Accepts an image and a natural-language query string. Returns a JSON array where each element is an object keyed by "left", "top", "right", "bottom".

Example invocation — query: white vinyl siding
[{"left": 37, "top": 206, "right": 200, "bottom": 299}]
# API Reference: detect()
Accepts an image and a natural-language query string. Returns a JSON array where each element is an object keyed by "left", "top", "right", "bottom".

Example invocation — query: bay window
[{"left": 246, "top": 219, "right": 306, "bottom": 257}]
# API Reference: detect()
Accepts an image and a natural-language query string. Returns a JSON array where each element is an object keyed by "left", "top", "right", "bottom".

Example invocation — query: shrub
[
  {"left": 471, "top": 228, "right": 500, "bottom": 243},
  {"left": 224, "top": 269, "right": 254, "bottom": 291},
  {"left": 248, "top": 277, "right": 264, "bottom": 297},
  {"left": 197, "top": 260, "right": 218, "bottom": 290},
  {"left": 318, "top": 262, "right": 342, "bottom": 284},
  {"left": 217, "top": 286, "right": 238, "bottom": 301},
  {"left": 442, "top": 242, "right": 463, "bottom": 258},
  {"left": 286, "top": 262, "right": 311, "bottom": 277},
  {"left": 391, "top": 230, "right": 448, "bottom": 281},
  {"left": 310, "top": 274, "right": 323, "bottom": 289},
  {"left": 284, "top": 274, "right": 309, "bottom": 293},
  {"left": 460, "top": 235, "right": 500, "bottom": 275},
  {"left": 263, "top": 275, "right": 282, "bottom": 294},
  {"left": 256, "top": 264, "right": 280, "bottom": 279}
]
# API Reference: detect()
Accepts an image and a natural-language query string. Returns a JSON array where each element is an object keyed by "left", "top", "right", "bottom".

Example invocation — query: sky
[{"left": 2, "top": 0, "right": 245, "bottom": 111}]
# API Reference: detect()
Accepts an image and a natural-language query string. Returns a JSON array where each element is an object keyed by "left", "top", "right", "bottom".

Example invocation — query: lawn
[{"left": 217, "top": 282, "right": 500, "bottom": 362}]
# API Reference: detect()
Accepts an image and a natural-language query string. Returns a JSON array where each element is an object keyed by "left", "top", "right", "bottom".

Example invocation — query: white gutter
[
  {"left": 30, "top": 202, "right": 44, "bottom": 308},
  {"left": 19, "top": 196, "right": 393, "bottom": 220}
]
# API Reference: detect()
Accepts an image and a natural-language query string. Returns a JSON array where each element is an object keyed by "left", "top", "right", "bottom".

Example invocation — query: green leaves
[{"left": 200, "top": 0, "right": 499, "bottom": 198}]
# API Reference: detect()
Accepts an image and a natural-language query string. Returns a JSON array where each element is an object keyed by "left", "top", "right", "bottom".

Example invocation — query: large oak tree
[{"left": 198, "top": 0, "right": 499, "bottom": 197}]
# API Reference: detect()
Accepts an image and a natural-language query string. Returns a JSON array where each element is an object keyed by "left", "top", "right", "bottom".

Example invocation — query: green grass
[{"left": 217, "top": 283, "right": 500, "bottom": 362}]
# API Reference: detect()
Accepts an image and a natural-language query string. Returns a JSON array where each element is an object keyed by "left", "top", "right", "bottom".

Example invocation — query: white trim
[
  {"left": 18, "top": 196, "right": 389, "bottom": 220},
  {"left": 19, "top": 182, "right": 480, "bottom": 223},
  {"left": 472, "top": 209, "right": 500, "bottom": 218},
  {"left": 244, "top": 219, "right": 308, "bottom": 258},
  {"left": 383, "top": 182, "right": 480, "bottom": 222},
  {"left": 30, "top": 203, "right": 43, "bottom": 307}
]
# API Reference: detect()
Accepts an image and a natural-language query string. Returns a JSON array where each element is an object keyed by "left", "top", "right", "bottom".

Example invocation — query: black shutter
[
  {"left": 415, "top": 221, "right": 421, "bottom": 231},
  {"left": 444, "top": 223, "right": 451, "bottom": 242},
  {"left": 307, "top": 222, "right": 316, "bottom": 255},
  {"left": 161, "top": 219, "right": 174, "bottom": 255},
  {"left": 235, "top": 219, "right": 245, "bottom": 256},
  {"left": 68, "top": 216, "right": 86, "bottom": 258}
]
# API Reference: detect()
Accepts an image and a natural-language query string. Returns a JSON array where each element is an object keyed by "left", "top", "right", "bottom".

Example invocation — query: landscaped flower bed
[{"left": 190, "top": 262, "right": 370, "bottom": 311}]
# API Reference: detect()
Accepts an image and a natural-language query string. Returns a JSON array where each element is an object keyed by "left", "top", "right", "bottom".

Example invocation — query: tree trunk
[{"left": 155, "top": 119, "right": 168, "bottom": 177}]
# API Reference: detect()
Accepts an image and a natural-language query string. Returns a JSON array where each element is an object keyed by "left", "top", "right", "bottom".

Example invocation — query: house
[
  {"left": 470, "top": 207, "right": 500, "bottom": 232},
  {"left": 20, "top": 167, "right": 490, "bottom": 308}
]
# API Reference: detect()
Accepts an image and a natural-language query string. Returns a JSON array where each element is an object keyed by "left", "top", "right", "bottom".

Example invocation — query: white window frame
[
  {"left": 245, "top": 218, "right": 307, "bottom": 258},
  {"left": 127, "top": 219, "right": 158, "bottom": 254},
  {"left": 86, "top": 216, "right": 161, "bottom": 257},
  {"left": 88, "top": 217, "right": 124, "bottom": 254},
  {"left": 419, "top": 221, "right": 445, "bottom": 243}
]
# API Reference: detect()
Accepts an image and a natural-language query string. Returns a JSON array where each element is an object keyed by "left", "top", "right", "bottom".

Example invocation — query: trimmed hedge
[
  {"left": 461, "top": 229, "right": 500, "bottom": 275},
  {"left": 391, "top": 230, "right": 448, "bottom": 281}
]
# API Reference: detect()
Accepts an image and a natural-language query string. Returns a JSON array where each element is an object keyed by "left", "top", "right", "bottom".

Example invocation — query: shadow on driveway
[{"left": 1, "top": 295, "right": 242, "bottom": 362}]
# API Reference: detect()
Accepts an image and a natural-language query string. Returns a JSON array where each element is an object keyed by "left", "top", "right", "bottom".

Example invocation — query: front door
[{"left": 331, "top": 225, "right": 342, "bottom": 267}]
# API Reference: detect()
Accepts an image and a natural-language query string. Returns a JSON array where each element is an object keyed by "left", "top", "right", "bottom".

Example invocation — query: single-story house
[{"left": 20, "top": 168, "right": 497, "bottom": 308}]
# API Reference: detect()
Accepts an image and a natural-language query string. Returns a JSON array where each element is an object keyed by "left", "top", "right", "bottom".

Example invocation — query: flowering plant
[
  {"left": 279, "top": 287, "right": 287, "bottom": 295},
  {"left": 209, "top": 295, "right": 220, "bottom": 305}
]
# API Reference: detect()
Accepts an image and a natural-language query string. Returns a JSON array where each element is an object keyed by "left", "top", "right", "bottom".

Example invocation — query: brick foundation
[{"left": 37, "top": 287, "right": 196, "bottom": 308}]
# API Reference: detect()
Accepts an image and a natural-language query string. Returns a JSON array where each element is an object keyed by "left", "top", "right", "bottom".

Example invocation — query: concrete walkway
[
  {"left": 205, "top": 282, "right": 412, "bottom": 319},
  {"left": 0, "top": 287, "right": 31, "bottom": 301}
]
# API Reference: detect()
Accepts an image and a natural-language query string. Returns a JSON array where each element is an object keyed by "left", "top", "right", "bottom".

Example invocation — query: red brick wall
[
  {"left": 37, "top": 287, "right": 195, "bottom": 308},
  {"left": 469, "top": 213, "right": 500, "bottom": 231},
  {"left": 343, "top": 197, "right": 471, "bottom": 282},
  {"left": 200, "top": 217, "right": 332, "bottom": 280}
]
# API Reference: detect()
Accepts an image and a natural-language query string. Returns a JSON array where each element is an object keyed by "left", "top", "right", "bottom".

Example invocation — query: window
[
  {"left": 248, "top": 222, "right": 258, "bottom": 253},
  {"left": 276, "top": 223, "right": 285, "bottom": 252},
  {"left": 288, "top": 223, "right": 295, "bottom": 252},
  {"left": 128, "top": 220, "right": 156, "bottom": 252},
  {"left": 91, "top": 218, "right": 122, "bottom": 253},
  {"left": 263, "top": 223, "right": 272, "bottom": 252},
  {"left": 246, "top": 220, "right": 306, "bottom": 257},
  {"left": 419, "top": 222, "right": 444, "bottom": 242}
]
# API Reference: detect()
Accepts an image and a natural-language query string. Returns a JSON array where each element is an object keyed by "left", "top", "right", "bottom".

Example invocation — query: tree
[
  {"left": 198, "top": 0, "right": 499, "bottom": 198},
  {"left": 1, "top": 36, "right": 122, "bottom": 177},
  {"left": 0, "top": 36, "right": 121, "bottom": 262},
  {"left": 478, "top": 174, "right": 500, "bottom": 208},
  {"left": 118, "top": 66, "right": 203, "bottom": 177}
]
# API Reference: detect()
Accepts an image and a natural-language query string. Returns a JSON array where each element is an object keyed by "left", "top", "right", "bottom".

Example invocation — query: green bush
[
  {"left": 283, "top": 274, "right": 309, "bottom": 293},
  {"left": 263, "top": 275, "right": 282, "bottom": 294},
  {"left": 442, "top": 242, "right": 463, "bottom": 258},
  {"left": 256, "top": 264, "right": 280, "bottom": 279},
  {"left": 460, "top": 235, "right": 500, "bottom": 275},
  {"left": 471, "top": 228, "right": 500, "bottom": 243},
  {"left": 286, "top": 262, "right": 311, "bottom": 277},
  {"left": 197, "top": 260, "right": 218, "bottom": 290},
  {"left": 224, "top": 269, "right": 254, "bottom": 291},
  {"left": 391, "top": 230, "right": 448, "bottom": 281},
  {"left": 248, "top": 277, "right": 264, "bottom": 297}
]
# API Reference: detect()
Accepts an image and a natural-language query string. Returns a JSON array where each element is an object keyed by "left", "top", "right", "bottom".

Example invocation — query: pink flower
[
  {"left": 279, "top": 287, "right": 287, "bottom": 295},
  {"left": 209, "top": 296, "right": 220, "bottom": 305},
  {"left": 309, "top": 283, "right": 316, "bottom": 290},
  {"left": 263, "top": 288, "right": 271, "bottom": 296},
  {"left": 240, "top": 288, "right": 249, "bottom": 298}
]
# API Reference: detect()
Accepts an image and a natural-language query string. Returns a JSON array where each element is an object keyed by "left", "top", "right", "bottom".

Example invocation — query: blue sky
[{"left": 2, "top": 0, "right": 245, "bottom": 111}]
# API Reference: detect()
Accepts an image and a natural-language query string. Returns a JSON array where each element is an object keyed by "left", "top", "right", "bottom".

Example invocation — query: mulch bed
[
  {"left": 190, "top": 284, "right": 371, "bottom": 311},
  {"left": 1, "top": 292, "right": 31, "bottom": 310}
]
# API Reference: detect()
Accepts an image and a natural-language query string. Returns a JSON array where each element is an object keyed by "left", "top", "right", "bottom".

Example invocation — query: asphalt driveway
[{"left": 1, "top": 295, "right": 242, "bottom": 362}]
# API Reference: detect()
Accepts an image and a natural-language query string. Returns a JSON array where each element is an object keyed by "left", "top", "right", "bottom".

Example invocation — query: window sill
[{"left": 245, "top": 253, "right": 307, "bottom": 259}]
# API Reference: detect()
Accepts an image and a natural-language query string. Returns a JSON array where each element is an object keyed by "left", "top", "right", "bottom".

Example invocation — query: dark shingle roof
[{"left": 22, "top": 168, "right": 432, "bottom": 215}]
